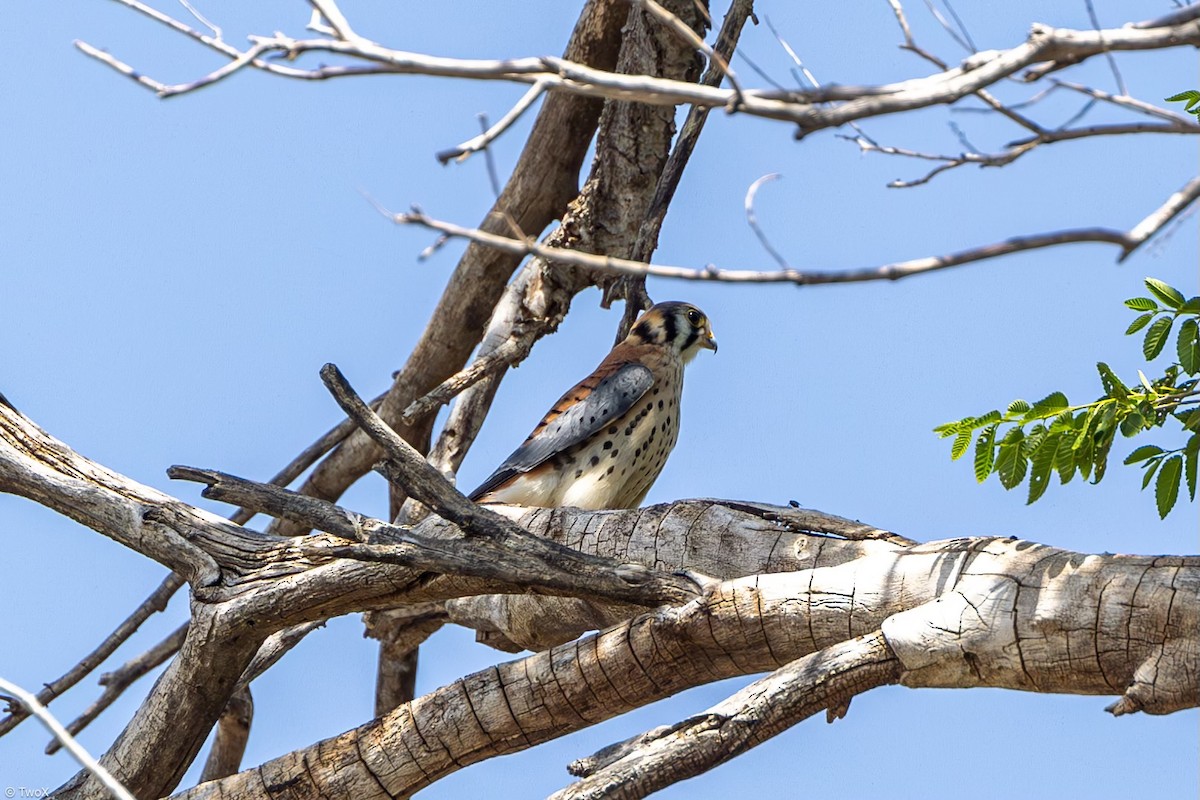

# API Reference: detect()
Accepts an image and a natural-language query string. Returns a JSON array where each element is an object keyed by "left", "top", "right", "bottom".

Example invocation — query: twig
[
  {"left": 1049, "top": 79, "right": 1195, "bottom": 124},
  {"left": 744, "top": 174, "right": 790, "bottom": 270},
  {"left": 400, "top": 337, "right": 527, "bottom": 425},
  {"left": 178, "top": 0, "right": 221, "bottom": 40},
  {"left": 436, "top": 80, "right": 550, "bottom": 164},
  {"left": 385, "top": 174, "right": 1200, "bottom": 284},
  {"left": 307, "top": 0, "right": 362, "bottom": 44},
  {"left": 554, "top": 631, "right": 901, "bottom": 799},
  {"left": 0, "top": 572, "right": 182, "bottom": 737},
  {"left": 0, "top": 676, "right": 136, "bottom": 800},
  {"left": 46, "top": 622, "right": 189, "bottom": 755},
  {"left": 845, "top": 117, "right": 1198, "bottom": 188},
  {"left": 1084, "top": 0, "right": 1127, "bottom": 96},
  {"left": 75, "top": 6, "right": 1200, "bottom": 138},
  {"left": 170, "top": 462, "right": 705, "bottom": 607}
]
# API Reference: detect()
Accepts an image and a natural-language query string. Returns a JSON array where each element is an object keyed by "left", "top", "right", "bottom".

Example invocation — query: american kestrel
[{"left": 469, "top": 301, "right": 717, "bottom": 510}]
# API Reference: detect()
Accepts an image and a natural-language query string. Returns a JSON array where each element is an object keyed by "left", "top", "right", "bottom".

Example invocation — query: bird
[{"left": 469, "top": 301, "right": 717, "bottom": 510}]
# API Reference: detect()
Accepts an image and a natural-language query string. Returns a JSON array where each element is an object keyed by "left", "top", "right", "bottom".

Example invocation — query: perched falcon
[{"left": 469, "top": 301, "right": 717, "bottom": 510}]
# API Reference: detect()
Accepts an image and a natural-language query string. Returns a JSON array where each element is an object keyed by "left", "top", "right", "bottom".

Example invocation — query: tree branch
[
  {"left": 76, "top": 6, "right": 1200, "bottom": 138},
  {"left": 556, "top": 631, "right": 901, "bottom": 799},
  {"left": 383, "top": 173, "right": 1200, "bottom": 284}
]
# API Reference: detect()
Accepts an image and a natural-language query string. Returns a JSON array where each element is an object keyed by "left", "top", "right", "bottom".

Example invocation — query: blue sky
[{"left": 1, "top": 1, "right": 1196, "bottom": 796}]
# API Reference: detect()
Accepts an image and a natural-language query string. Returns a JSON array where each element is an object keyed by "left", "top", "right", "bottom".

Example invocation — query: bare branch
[
  {"left": 170, "top": 454, "right": 705, "bottom": 608},
  {"left": 385, "top": 174, "right": 1200, "bottom": 285},
  {"left": 556, "top": 631, "right": 901, "bottom": 799},
  {"left": 400, "top": 337, "right": 527, "bottom": 425},
  {"left": 76, "top": 6, "right": 1200, "bottom": 138},
  {"left": 1083, "top": 0, "right": 1126, "bottom": 96},
  {"left": 198, "top": 686, "right": 253, "bottom": 783},
  {"left": 0, "top": 571, "right": 182, "bottom": 737},
  {"left": 845, "top": 118, "right": 1198, "bottom": 187},
  {"left": 0, "top": 676, "right": 135, "bottom": 800},
  {"left": 435, "top": 80, "right": 550, "bottom": 164},
  {"left": 744, "top": 173, "right": 790, "bottom": 269},
  {"left": 46, "top": 623, "right": 189, "bottom": 755}
]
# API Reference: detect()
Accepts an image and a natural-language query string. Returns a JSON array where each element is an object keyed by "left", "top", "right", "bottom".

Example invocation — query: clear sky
[{"left": 1, "top": 1, "right": 1196, "bottom": 797}]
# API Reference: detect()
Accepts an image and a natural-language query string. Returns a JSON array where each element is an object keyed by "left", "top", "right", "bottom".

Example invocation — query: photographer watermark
[{"left": 5, "top": 789, "right": 51, "bottom": 798}]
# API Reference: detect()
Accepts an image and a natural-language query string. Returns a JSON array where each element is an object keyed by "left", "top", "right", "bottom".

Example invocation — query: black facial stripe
[
  {"left": 663, "top": 312, "right": 677, "bottom": 345},
  {"left": 632, "top": 320, "right": 652, "bottom": 341},
  {"left": 682, "top": 330, "right": 699, "bottom": 351}
]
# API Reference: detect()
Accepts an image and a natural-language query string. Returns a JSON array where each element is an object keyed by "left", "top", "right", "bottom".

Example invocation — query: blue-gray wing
[{"left": 468, "top": 362, "right": 654, "bottom": 500}]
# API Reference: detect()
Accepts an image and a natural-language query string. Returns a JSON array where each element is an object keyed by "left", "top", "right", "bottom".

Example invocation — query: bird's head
[{"left": 628, "top": 301, "right": 717, "bottom": 362}]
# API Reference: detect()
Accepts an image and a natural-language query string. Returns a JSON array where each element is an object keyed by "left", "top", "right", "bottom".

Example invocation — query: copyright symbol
[{"left": 6, "top": 786, "right": 16, "bottom": 797}]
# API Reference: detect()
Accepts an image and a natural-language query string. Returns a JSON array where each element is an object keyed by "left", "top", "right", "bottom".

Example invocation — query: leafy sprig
[
  {"left": 937, "top": 278, "right": 1199, "bottom": 518},
  {"left": 1165, "top": 90, "right": 1200, "bottom": 117}
]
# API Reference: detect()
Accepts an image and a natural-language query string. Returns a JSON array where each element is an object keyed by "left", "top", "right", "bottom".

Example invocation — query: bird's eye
[{"left": 686, "top": 309, "right": 702, "bottom": 325}]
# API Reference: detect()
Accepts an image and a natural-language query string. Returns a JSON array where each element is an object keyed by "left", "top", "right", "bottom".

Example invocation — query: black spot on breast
[
  {"left": 644, "top": 402, "right": 653, "bottom": 412},
  {"left": 652, "top": 387, "right": 660, "bottom": 395},
  {"left": 608, "top": 425, "right": 618, "bottom": 434},
  {"left": 606, "top": 465, "right": 614, "bottom": 475},
  {"left": 603, "top": 441, "right": 613, "bottom": 450},
  {"left": 575, "top": 469, "right": 583, "bottom": 478},
  {"left": 589, "top": 416, "right": 595, "bottom": 424},
  {"left": 611, "top": 449, "right": 619, "bottom": 458},
  {"left": 589, "top": 455, "right": 600, "bottom": 467}
]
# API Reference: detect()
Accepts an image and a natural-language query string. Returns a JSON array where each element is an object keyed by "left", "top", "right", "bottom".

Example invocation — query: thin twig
[
  {"left": 385, "top": 174, "right": 1200, "bottom": 284},
  {"left": 400, "top": 337, "right": 527, "bottom": 425},
  {"left": 1084, "top": 0, "right": 1127, "bottom": 96},
  {"left": 46, "top": 623, "right": 189, "bottom": 754},
  {"left": 75, "top": 7, "right": 1200, "bottom": 138},
  {"left": 436, "top": 80, "right": 549, "bottom": 164},
  {"left": 0, "top": 676, "right": 136, "bottom": 800},
  {"left": 744, "top": 174, "right": 790, "bottom": 270},
  {"left": 0, "top": 572, "right": 182, "bottom": 737}
]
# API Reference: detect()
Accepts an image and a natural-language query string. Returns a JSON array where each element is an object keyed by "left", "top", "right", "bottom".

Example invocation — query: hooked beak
[{"left": 700, "top": 328, "right": 718, "bottom": 353}]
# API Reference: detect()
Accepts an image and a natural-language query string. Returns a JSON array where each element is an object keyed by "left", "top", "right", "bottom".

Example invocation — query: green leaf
[
  {"left": 1184, "top": 433, "right": 1198, "bottom": 501},
  {"left": 1125, "top": 312, "right": 1154, "bottom": 335},
  {"left": 1181, "top": 297, "right": 1200, "bottom": 314},
  {"left": 933, "top": 419, "right": 967, "bottom": 437},
  {"left": 1026, "top": 391, "right": 1069, "bottom": 421},
  {"left": 1073, "top": 405, "right": 1099, "bottom": 449},
  {"left": 1006, "top": 399, "right": 1031, "bottom": 415},
  {"left": 1155, "top": 455, "right": 1183, "bottom": 518},
  {"left": 1027, "top": 432, "right": 1059, "bottom": 504},
  {"left": 996, "top": 428, "right": 1027, "bottom": 490},
  {"left": 1144, "top": 278, "right": 1185, "bottom": 310},
  {"left": 1142, "top": 456, "right": 1162, "bottom": 489},
  {"left": 973, "top": 424, "right": 998, "bottom": 482},
  {"left": 950, "top": 429, "right": 972, "bottom": 460},
  {"left": 1075, "top": 425, "right": 1094, "bottom": 481},
  {"left": 1177, "top": 319, "right": 1199, "bottom": 375},
  {"left": 1166, "top": 90, "right": 1200, "bottom": 110},
  {"left": 1054, "top": 432, "right": 1077, "bottom": 485},
  {"left": 1124, "top": 297, "right": 1159, "bottom": 312},
  {"left": 1096, "top": 363, "right": 1129, "bottom": 401},
  {"left": 1092, "top": 424, "right": 1116, "bottom": 484},
  {"left": 1119, "top": 411, "right": 1144, "bottom": 437},
  {"left": 1124, "top": 444, "right": 1164, "bottom": 465},
  {"left": 1143, "top": 317, "right": 1173, "bottom": 360}
]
